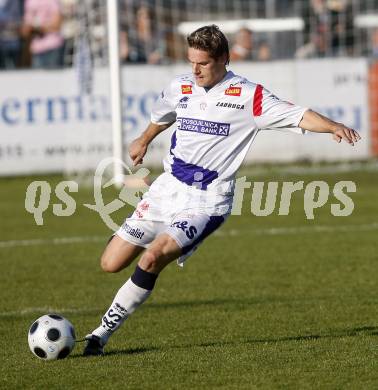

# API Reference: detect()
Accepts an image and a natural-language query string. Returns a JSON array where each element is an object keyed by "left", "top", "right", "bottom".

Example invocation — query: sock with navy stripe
[{"left": 92, "top": 266, "right": 158, "bottom": 344}]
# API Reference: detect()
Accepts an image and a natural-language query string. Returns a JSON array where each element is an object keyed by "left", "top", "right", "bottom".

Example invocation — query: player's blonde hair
[{"left": 187, "top": 25, "right": 230, "bottom": 65}]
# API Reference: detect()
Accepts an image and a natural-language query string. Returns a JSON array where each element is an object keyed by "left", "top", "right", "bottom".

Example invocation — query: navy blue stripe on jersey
[
  {"left": 170, "top": 131, "right": 177, "bottom": 155},
  {"left": 171, "top": 156, "right": 219, "bottom": 190},
  {"left": 181, "top": 215, "right": 225, "bottom": 255}
]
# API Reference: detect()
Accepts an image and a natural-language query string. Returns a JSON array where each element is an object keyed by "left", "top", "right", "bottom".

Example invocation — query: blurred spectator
[
  {"left": 257, "top": 41, "right": 271, "bottom": 61},
  {"left": 121, "top": 4, "right": 165, "bottom": 64},
  {"left": 120, "top": 30, "right": 129, "bottom": 62},
  {"left": 230, "top": 28, "right": 272, "bottom": 62},
  {"left": 21, "top": 0, "right": 64, "bottom": 69},
  {"left": 0, "top": 0, "right": 23, "bottom": 70},
  {"left": 370, "top": 28, "right": 378, "bottom": 58},
  {"left": 60, "top": 0, "right": 79, "bottom": 67},
  {"left": 164, "top": 29, "right": 186, "bottom": 62},
  {"left": 300, "top": 0, "right": 355, "bottom": 58},
  {"left": 327, "top": 0, "right": 355, "bottom": 56},
  {"left": 230, "top": 28, "right": 254, "bottom": 61},
  {"left": 295, "top": 25, "right": 327, "bottom": 59}
]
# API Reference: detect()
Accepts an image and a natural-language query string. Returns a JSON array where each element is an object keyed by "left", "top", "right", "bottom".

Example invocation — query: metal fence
[{"left": 2, "top": 0, "right": 378, "bottom": 71}]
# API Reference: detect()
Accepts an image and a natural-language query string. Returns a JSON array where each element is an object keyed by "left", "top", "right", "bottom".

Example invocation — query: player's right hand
[{"left": 129, "top": 137, "right": 148, "bottom": 166}]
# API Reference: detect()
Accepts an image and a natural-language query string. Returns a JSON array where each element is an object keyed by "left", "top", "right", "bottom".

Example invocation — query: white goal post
[{"left": 107, "top": 0, "right": 125, "bottom": 184}]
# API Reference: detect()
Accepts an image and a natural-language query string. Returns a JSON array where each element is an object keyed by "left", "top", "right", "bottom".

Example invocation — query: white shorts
[{"left": 116, "top": 172, "right": 231, "bottom": 265}]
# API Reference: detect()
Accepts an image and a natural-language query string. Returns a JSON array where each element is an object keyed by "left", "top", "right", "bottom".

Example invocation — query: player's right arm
[
  {"left": 129, "top": 121, "right": 175, "bottom": 166},
  {"left": 128, "top": 75, "right": 184, "bottom": 166}
]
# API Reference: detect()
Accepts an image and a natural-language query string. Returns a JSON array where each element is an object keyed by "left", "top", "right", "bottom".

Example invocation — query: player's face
[{"left": 188, "top": 47, "right": 227, "bottom": 88}]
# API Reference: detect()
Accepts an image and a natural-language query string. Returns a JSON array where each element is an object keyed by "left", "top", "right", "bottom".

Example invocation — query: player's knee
[
  {"left": 139, "top": 250, "right": 160, "bottom": 273},
  {"left": 100, "top": 254, "right": 121, "bottom": 273}
]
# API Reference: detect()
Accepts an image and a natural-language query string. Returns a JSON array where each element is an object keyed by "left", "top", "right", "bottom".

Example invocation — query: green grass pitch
[{"left": 0, "top": 164, "right": 377, "bottom": 389}]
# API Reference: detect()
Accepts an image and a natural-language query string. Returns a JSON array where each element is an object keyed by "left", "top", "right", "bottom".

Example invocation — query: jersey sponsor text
[
  {"left": 176, "top": 117, "right": 230, "bottom": 136},
  {"left": 225, "top": 87, "right": 242, "bottom": 96},
  {"left": 181, "top": 85, "right": 192, "bottom": 94},
  {"left": 216, "top": 102, "right": 245, "bottom": 109},
  {"left": 121, "top": 222, "right": 145, "bottom": 239}
]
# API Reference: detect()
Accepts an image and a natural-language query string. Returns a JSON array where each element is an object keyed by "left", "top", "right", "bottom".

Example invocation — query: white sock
[{"left": 92, "top": 278, "right": 152, "bottom": 344}]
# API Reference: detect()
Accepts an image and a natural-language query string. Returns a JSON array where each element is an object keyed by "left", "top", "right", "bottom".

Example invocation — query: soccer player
[{"left": 83, "top": 25, "right": 361, "bottom": 356}]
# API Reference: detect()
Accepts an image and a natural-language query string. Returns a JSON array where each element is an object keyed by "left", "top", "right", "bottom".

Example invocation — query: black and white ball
[{"left": 28, "top": 314, "right": 76, "bottom": 360}]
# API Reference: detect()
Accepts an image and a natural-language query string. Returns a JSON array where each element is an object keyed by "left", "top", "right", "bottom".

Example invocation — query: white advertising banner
[
  {"left": 293, "top": 58, "right": 369, "bottom": 161},
  {"left": 0, "top": 59, "right": 369, "bottom": 176},
  {"left": 0, "top": 66, "right": 166, "bottom": 175}
]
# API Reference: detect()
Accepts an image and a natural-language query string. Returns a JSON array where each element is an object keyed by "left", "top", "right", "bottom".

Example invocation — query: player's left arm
[{"left": 299, "top": 109, "right": 361, "bottom": 146}]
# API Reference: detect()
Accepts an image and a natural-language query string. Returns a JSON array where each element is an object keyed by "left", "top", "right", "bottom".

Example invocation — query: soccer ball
[{"left": 28, "top": 314, "right": 76, "bottom": 360}]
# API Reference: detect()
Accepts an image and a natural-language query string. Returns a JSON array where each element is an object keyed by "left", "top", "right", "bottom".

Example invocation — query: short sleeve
[
  {"left": 151, "top": 81, "right": 177, "bottom": 125},
  {"left": 253, "top": 84, "right": 308, "bottom": 134}
]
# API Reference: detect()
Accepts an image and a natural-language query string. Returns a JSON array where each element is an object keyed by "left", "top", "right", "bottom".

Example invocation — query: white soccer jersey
[{"left": 151, "top": 70, "right": 307, "bottom": 193}]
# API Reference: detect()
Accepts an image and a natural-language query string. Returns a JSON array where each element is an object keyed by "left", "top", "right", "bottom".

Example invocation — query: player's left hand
[{"left": 332, "top": 125, "right": 361, "bottom": 146}]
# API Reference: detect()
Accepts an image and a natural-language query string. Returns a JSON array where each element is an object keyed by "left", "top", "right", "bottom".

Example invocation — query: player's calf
[
  {"left": 84, "top": 264, "right": 158, "bottom": 355},
  {"left": 83, "top": 235, "right": 181, "bottom": 356}
]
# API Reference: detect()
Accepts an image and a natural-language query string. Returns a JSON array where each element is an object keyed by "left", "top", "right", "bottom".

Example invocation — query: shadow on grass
[
  {"left": 146, "top": 296, "right": 378, "bottom": 311},
  {"left": 105, "top": 346, "right": 159, "bottom": 356},
  {"left": 72, "top": 325, "right": 377, "bottom": 359},
  {"left": 71, "top": 346, "right": 159, "bottom": 359},
  {"left": 195, "top": 325, "right": 378, "bottom": 349}
]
